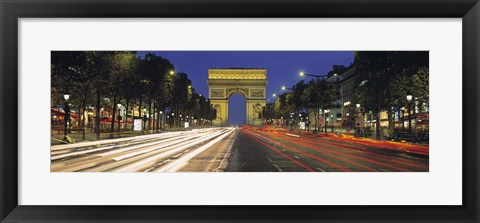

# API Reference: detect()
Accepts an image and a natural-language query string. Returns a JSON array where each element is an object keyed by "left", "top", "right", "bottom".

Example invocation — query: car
[
  {"left": 415, "top": 133, "right": 429, "bottom": 144},
  {"left": 386, "top": 132, "right": 416, "bottom": 143}
]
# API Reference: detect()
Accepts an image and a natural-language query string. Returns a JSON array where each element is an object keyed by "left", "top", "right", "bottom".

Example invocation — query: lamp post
[
  {"left": 172, "top": 112, "right": 175, "bottom": 130},
  {"left": 167, "top": 115, "right": 170, "bottom": 130},
  {"left": 63, "top": 94, "right": 70, "bottom": 143},
  {"left": 290, "top": 114, "right": 293, "bottom": 131},
  {"left": 117, "top": 103, "right": 122, "bottom": 131},
  {"left": 406, "top": 95, "right": 413, "bottom": 133},
  {"left": 401, "top": 107, "right": 405, "bottom": 132},
  {"left": 324, "top": 109, "right": 329, "bottom": 134},
  {"left": 346, "top": 113, "right": 350, "bottom": 129},
  {"left": 343, "top": 101, "right": 351, "bottom": 129},
  {"left": 142, "top": 107, "right": 147, "bottom": 130},
  {"left": 330, "top": 114, "right": 334, "bottom": 133},
  {"left": 281, "top": 86, "right": 293, "bottom": 91},
  {"left": 299, "top": 71, "right": 327, "bottom": 80},
  {"left": 356, "top": 104, "right": 361, "bottom": 137},
  {"left": 159, "top": 111, "right": 163, "bottom": 130}
]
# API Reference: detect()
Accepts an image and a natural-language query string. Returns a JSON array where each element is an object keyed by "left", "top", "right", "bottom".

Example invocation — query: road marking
[
  {"left": 294, "top": 156, "right": 300, "bottom": 159},
  {"left": 216, "top": 130, "right": 238, "bottom": 172},
  {"left": 285, "top": 133, "right": 300, "bottom": 138},
  {"left": 272, "top": 164, "right": 283, "bottom": 172},
  {"left": 156, "top": 128, "right": 235, "bottom": 172},
  {"left": 379, "top": 168, "right": 389, "bottom": 172},
  {"left": 242, "top": 129, "right": 315, "bottom": 172},
  {"left": 315, "top": 167, "right": 326, "bottom": 172},
  {"left": 267, "top": 158, "right": 273, "bottom": 162}
]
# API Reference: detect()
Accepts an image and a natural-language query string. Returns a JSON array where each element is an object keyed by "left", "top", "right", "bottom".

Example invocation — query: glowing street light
[
  {"left": 298, "top": 71, "right": 327, "bottom": 80},
  {"left": 406, "top": 95, "right": 413, "bottom": 133},
  {"left": 281, "top": 86, "right": 293, "bottom": 91},
  {"left": 63, "top": 94, "right": 70, "bottom": 143}
]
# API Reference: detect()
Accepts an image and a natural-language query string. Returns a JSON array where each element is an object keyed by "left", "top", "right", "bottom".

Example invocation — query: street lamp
[
  {"left": 281, "top": 86, "right": 293, "bottom": 91},
  {"left": 63, "top": 94, "right": 70, "bottom": 143},
  {"left": 406, "top": 95, "right": 413, "bottom": 133},
  {"left": 167, "top": 115, "right": 170, "bottom": 129},
  {"left": 299, "top": 71, "right": 327, "bottom": 80},
  {"left": 355, "top": 104, "right": 361, "bottom": 136},
  {"left": 117, "top": 103, "right": 122, "bottom": 131},
  {"left": 324, "top": 109, "right": 330, "bottom": 134},
  {"left": 143, "top": 106, "right": 147, "bottom": 130},
  {"left": 330, "top": 114, "right": 334, "bottom": 133},
  {"left": 401, "top": 107, "right": 405, "bottom": 132},
  {"left": 159, "top": 111, "right": 163, "bottom": 129}
]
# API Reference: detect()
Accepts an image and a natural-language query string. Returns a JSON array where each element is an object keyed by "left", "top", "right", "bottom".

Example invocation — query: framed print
[{"left": 1, "top": 0, "right": 479, "bottom": 222}]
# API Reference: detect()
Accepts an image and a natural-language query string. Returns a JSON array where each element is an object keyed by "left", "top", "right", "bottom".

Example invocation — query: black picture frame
[{"left": 1, "top": 0, "right": 479, "bottom": 222}]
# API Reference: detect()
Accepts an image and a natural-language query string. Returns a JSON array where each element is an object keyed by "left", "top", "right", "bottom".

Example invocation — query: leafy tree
[
  {"left": 355, "top": 51, "right": 428, "bottom": 136},
  {"left": 107, "top": 52, "right": 137, "bottom": 134}
]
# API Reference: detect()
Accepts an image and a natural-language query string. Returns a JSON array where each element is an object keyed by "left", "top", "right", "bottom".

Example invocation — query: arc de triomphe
[{"left": 207, "top": 68, "right": 267, "bottom": 126}]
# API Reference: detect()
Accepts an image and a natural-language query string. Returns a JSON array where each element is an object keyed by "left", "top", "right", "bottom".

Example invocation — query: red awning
[
  {"left": 99, "top": 117, "right": 132, "bottom": 124},
  {"left": 51, "top": 108, "right": 78, "bottom": 118}
]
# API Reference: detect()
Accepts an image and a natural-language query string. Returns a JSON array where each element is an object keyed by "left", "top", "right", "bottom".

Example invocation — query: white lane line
[
  {"left": 267, "top": 158, "right": 273, "bottom": 162},
  {"left": 294, "top": 156, "right": 300, "bottom": 159},
  {"left": 315, "top": 167, "right": 326, "bottom": 172},
  {"left": 216, "top": 129, "right": 238, "bottom": 172},
  {"left": 156, "top": 129, "right": 235, "bottom": 172},
  {"left": 51, "top": 130, "right": 188, "bottom": 151},
  {"left": 51, "top": 146, "right": 115, "bottom": 160},
  {"left": 285, "top": 133, "right": 300, "bottom": 138},
  {"left": 379, "top": 168, "right": 389, "bottom": 172},
  {"left": 272, "top": 164, "right": 283, "bottom": 172},
  {"left": 87, "top": 130, "right": 227, "bottom": 172},
  {"left": 172, "top": 153, "right": 181, "bottom": 158},
  {"left": 110, "top": 134, "right": 201, "bottom": 161},
  {"left": 113, "top": 129, "right": 231, "bottom": 172}
]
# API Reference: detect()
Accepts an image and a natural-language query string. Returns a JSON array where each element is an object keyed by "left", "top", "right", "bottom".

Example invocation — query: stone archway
[{"left": 207, "top": 68, "right": 268, "bottom": 126}]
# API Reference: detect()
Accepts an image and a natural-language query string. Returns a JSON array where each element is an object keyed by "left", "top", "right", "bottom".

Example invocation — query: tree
[
  {"left": 135, "top": 53, "right": 175, "bottom": 131},
  {"left": 355, "top": 51, "right": 428, "bottom": 137},
  {"left": 292, "top": 80, "right": 307, "bottom": 113},
  {"left": 107, "top": 52, "right": 137, "bottom": 135}
]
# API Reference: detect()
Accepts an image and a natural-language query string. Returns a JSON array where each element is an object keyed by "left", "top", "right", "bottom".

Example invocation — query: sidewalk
[{"left": 50, "top": 127, "right": 202, "bottom": 145}]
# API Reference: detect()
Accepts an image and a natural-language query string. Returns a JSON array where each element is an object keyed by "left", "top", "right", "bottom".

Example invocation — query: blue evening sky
[{"left": 138, "top": 51, "right": 354, "bottom": 125}]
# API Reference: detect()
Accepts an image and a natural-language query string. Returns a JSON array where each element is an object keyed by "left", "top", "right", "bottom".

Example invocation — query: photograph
[{"left": 51, "top": 51, "right": 429, "bottom": 172}]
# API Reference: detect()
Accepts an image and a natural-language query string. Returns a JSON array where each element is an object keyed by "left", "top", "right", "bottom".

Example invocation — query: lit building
[{"left": 339, "top": 66, "right": 357, "bottom": 127}]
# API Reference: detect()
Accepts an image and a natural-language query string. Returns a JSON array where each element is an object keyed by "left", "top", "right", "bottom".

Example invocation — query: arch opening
[{"left": 228, "top": 94, "right": 246, "bottom": 126}]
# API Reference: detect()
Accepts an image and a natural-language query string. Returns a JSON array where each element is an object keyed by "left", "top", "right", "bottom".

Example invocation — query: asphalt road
[
  {"left": 51, "top": 126, "right": 428, "bottom": 172},
  {"left": 228, "top": 127, "right": 428, "bottom": 172}
]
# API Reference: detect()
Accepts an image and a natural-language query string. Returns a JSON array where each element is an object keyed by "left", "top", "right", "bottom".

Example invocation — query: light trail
[
  {"left": 51, "top": 128, "right": 235, "bottom": 172},
  {"left": 155, "top": 128, "right": 235, "bottom": 172}
]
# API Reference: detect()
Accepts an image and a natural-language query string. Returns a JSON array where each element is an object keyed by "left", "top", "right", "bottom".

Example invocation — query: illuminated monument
[{"left": 207, "top": 68, "right": 267, "bottom": 126}]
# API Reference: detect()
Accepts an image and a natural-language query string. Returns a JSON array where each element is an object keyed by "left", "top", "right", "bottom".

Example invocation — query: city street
[{"left": 51, "top": 127, "right": 428, "bottom": 172}]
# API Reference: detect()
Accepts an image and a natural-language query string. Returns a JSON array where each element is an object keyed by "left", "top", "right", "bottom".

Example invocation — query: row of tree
[
  {"left": 264, "top": 51, "right": 429, "bottom": 135},
  {"left": 51, "top": 51, "right": 217, "bottom": 140}
]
